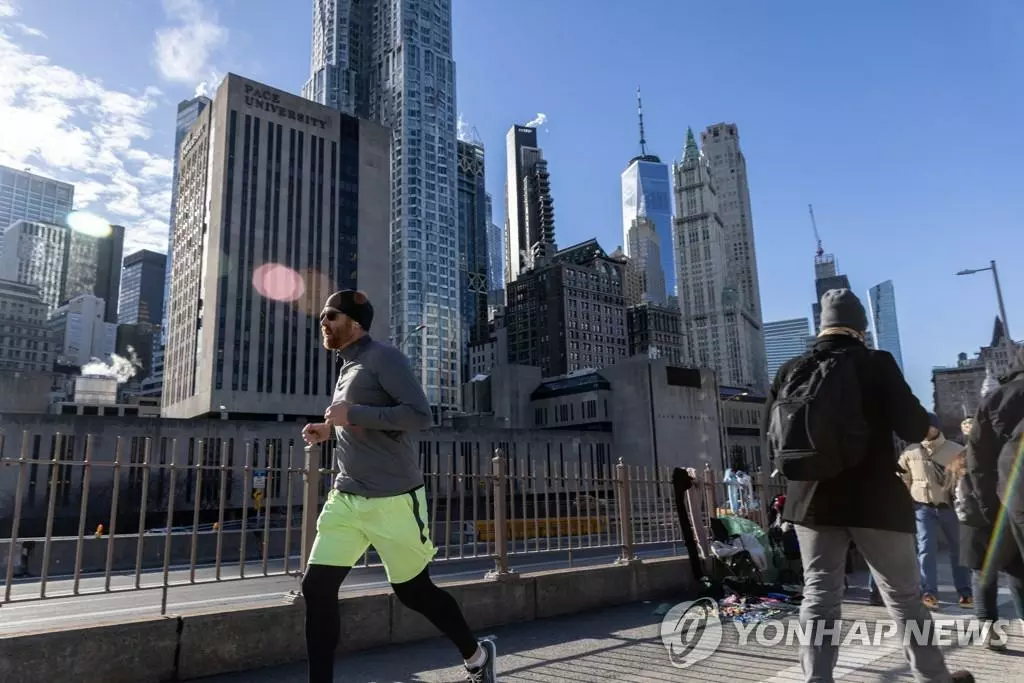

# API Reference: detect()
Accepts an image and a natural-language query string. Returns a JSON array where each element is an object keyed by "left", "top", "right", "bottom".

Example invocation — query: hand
[
  {"left": 324, "top": 401, "right": 352, "bottom": 427},
  {"left": 301, "top": 422, "right": 331, "bottom": 445}
]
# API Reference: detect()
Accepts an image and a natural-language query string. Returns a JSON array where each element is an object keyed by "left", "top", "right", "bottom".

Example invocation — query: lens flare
[
  {"left": 252, "top": 263, "right": 305, "bottom": 302},
  {"left": 66, "top": 211, "right": 112, "bottom": 237}
]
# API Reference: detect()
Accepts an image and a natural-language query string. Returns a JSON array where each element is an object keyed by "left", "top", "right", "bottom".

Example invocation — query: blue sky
[{"left": 1, "top": 0, "right": 1021, "bottom": 406}]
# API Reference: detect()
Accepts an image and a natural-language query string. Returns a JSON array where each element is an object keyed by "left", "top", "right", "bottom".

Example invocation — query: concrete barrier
[
  {"left": 0, "top": 615, "right": 180, "bottom": 683},
  {"left": 0, "top": 556, "right": 695, "bottom": 682}
]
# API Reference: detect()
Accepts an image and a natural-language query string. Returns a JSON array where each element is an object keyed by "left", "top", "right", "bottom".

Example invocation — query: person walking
[
  {"left": 300, "top": 290, "right": 497, "bottom": 683},
  {"left": 898, "top": 413, "right": 973, "bottom": 609},
  {"left": 966, "top": 346, "right": 1024, "bottom": 630},
  {"left": 948, "top": 448, "right": 1024, "bottom": 650},
  {"left": 766, "top": 289, "right": 973, "bottom": 683}
]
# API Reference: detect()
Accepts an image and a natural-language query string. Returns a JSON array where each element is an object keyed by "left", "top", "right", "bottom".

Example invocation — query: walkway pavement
[{"left": 197, "top": 570, "right": 1024, "bottom": 682}]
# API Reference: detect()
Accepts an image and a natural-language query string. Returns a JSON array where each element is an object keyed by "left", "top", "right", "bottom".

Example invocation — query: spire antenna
[{"left": 636, "top": 87, "right": 647, "bottom": 156}]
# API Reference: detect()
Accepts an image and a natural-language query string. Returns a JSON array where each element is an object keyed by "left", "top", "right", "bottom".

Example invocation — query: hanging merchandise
[{"left": 722, "top": 467, "right": 755, "bottom": 514}]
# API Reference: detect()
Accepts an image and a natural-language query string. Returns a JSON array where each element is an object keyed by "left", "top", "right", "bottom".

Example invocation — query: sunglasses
[{"left": 319, "top": 308, "right": 342, "bottom": 323}]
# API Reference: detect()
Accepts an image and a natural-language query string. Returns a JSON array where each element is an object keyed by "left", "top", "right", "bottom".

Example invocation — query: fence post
[
  {"left": 704, "top": 463, "right": 719, "bottom": 518},
  {"left": 485, "top": 448, "right": 515, "bottom": 580},
  {"left": 299, "top": 444, "right": 321, "bottom": 573},
  {"left": 614, "top": 458, "right": 637, "bottom": 565},
  {"left": 756, "top": 468, "right": 771, "bottom": 528},
  {"left": 685, "top": 467, "right": 711, "bottom": 562}
]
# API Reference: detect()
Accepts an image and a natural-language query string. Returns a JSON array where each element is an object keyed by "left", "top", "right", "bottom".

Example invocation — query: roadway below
[{"left": 0, "top": 543, "right": 681, "bottom": 635}]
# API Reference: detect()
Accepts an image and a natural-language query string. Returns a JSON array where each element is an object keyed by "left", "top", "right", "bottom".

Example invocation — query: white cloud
[
  {"left": 0, "top": 1, "right": 18, "bottom": 19},
  {"left": 524, "top": 113, "right": 548, "bottom": 128},
  {"left": 457, "top": 113, "right": 475, "bottom": 142},
  {"left": 0, "top": 29, "right": 174, "bottom": 253},
  {"left": 14, "top": 23, "right": 44, "bottom": 38},
  {"left": 153, "top": 0, "right": 227, "bottom": 86}
]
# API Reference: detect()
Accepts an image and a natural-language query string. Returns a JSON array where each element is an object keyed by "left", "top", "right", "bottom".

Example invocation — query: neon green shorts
[{"left": 307, "top": 487, "right": 437, "bottom": 584}]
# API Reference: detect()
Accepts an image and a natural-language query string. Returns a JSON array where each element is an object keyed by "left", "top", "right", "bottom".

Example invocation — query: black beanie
[
  {"left": 819, "top": 288, "right": 867, "bottom": 333},
  {"left": 324, "top": 290, "right": 374, "bottom": 330}
]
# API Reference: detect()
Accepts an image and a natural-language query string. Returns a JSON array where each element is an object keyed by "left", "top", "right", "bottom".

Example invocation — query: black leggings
[{"left": 301, "top": 564, "right": 478, "bottom": 682}]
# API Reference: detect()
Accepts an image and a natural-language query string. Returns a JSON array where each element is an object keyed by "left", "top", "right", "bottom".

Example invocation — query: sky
[{"left": 0, "top": 0, "right": 1021, "bottom": 406}]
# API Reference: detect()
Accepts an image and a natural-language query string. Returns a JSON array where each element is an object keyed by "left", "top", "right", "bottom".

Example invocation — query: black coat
[
  {"left": 765, "top": 334, "right": 930, "bottom": 533},
  {"left": 966, "top": 348, "right": 1024, "bottom": 566},
  {"left": 957, "top": 466, "right": 1024, "bottom": 573}
]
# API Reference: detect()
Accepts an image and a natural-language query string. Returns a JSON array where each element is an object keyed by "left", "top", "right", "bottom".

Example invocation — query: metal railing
[{"left": 0, "top": 429, "right": 696, "bottom": 613}]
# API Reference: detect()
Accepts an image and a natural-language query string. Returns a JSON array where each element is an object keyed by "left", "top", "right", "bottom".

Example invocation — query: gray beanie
[{"left": 819, "top": 288, "right": 868, "bottom": 333}]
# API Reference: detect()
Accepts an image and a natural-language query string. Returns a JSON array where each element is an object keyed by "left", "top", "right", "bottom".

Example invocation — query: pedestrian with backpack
[
  {"left": 766, "top": 289, "right": 973, "bottom": 683},
  {"left": 966, "top": 345, "right": 1024, "bottom": 632}
]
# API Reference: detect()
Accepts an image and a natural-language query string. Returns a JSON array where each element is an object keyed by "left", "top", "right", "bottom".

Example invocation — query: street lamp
[
  {"left": 956, "top": 260, "right": 1011, "bottom": 342},
  {"left": 394, "top": 323, "right": 427, "bottom": 352}
]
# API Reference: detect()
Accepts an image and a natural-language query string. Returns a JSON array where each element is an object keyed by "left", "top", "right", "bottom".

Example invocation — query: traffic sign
[
  {"left": 253, "top": 489, "right": 264, "bottom": 509},
  {"left": 253, "top": 468, "right": 267, "bottom": 490}
]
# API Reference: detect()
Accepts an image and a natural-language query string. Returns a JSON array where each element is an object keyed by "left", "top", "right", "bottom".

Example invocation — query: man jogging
[
  {"left": 766, "top": 289, "right": 973, "bottom": 683},
  {"left": 300, "top": 290, "right": 497, "bottom": 683}
]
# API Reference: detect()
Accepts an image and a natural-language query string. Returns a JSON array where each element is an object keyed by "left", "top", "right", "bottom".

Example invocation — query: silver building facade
[
  {"left": 303, "top": 0, "right": 461, "bottom": 421},
  {"left": 162, "top": 74, "right": 390, "bottom": 419},
  {"left": 764, "top": 317, "right": 810, "bottom": 381},
  {"left": 621, "top": 158, "right": 673, "bottom": 302},
  {"left": 868, "top": 280, "right": 904, "bottom": 372},
  {"left": 0, "top": 165, "right": 73, "bottom": 233},
  {"left": 0, "top": 220, "right": 68, "bottom": 312},
  {"left": 163, "top": 96, "right": 211, "bottom": 342}
]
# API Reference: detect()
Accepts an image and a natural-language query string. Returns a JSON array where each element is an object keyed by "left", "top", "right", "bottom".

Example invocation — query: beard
[{"left": 322, "top": 328, "right": 344, "bottom": 350}]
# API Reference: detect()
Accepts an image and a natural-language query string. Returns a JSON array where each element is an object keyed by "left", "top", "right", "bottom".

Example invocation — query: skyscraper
[
  {"left": 764, "top": 318, "right": 810, "bottom": 381},
  {"left": 674, "top": 128, "right": 764, "bottom": 389},
  {"left": 868, "top": 280, "right": 904, "bottom": 371},
  {"left": 700, "top": 124, "right": 763, "bottom": 322},
  {"left": 621, "top": 90, "right": 673, "bottom": 302},
  {"left": 162, "top": 74, "right": 391, "bottom": 419},
  {"left": 486, "top": 193, "right": 504, "bottom": 305},
  {"left": 64, "top": 223, "right": 125, "bottom": 323},
  {"left": 0, "top": 218, "right": 123, "bottom": 322},
  {"left": 624, "top": 216, "right": 665, "bottom": 305},
  {"left": 303, "top": 0, "right": 461, "bottom": 421},
  {"left": 456, "top": 140, "right": 489, "bottom": 357},
  {"left": 0, "top": 166, "right": 74, "bottom": 231},
  {"left": 118, "top": 250, "right": 167, "bottom": 325},
  {"left": 811, "top": 253, "right": 850, "bottom": 332},
  {"left": 0, "top": 220, "right": 68, "bottom": 312},
  {"left": 504, "top": 125, "right": 556, "bottom": 284},
  {"left": 163, "top": 96, "right": 210, "bottom": 342},
  {"left": 699, "top": 123, "right": 767, "bottom": 389}
]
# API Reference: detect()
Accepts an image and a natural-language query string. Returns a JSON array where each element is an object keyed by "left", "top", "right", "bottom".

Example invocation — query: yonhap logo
[{"left": 660, "top": 597, "right": 723, "bottom": 669}]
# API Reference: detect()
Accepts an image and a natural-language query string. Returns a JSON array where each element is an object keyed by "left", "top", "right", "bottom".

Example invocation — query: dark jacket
[
  {"left": 956, "top": 473, "right": 1024, "bottom": 575},
  {"left": 764, "top": 334, "right": 930, "bottom": 533},
  {"left": 966, "top": 347, "right": 1024, "bottom": 564}
]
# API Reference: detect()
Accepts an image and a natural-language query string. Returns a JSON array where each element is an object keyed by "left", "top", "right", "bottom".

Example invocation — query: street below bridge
[{"left": 0, "top": 544, "right": 679, "bottom": 635}]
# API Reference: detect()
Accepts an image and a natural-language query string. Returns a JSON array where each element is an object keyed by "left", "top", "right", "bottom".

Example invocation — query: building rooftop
[{"left": 530, "top": 370, "right": 611, "bottom": 401}]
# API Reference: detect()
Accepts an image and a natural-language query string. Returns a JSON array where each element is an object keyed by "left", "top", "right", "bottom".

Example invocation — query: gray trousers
[{"left": 795, "top": 525, "right": 952, "bottom": 683}]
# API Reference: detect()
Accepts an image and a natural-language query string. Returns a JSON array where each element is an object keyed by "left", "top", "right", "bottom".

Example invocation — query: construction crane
[{"left": 808, "top": 204, "right": 824, "bottom": 259}]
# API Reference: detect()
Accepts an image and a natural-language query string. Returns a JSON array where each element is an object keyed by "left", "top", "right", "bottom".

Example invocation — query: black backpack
[{"left": 768, "top": 346, "right": 872, "bottom": 481}]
